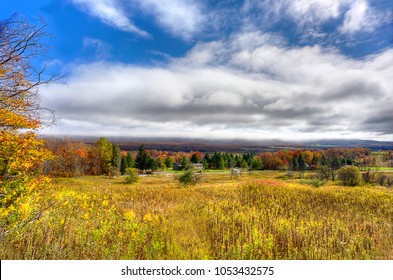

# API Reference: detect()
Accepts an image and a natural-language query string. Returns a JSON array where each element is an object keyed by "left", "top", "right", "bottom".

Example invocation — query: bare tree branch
[{"left": 1, "top": 14, "right": 60, "bottom": 128}]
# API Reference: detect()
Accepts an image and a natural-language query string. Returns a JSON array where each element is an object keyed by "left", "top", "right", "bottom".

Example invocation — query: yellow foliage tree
[{"left": 0, "top": 15, "right": 54, "bottom": 226}]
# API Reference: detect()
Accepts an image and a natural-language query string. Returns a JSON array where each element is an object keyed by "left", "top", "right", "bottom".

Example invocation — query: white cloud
[
  {"left": 339, "top": 0, "right": 389, "bottom": 34},
  {"left": 68, "top": 0, "right": 207, "bottom": 40},
  {"left": 250, "top": 0, "right": 390, "bottom": 36},
  {"left": 250, "top": 0, "right": 346, "bottom": 26},
  {"left": 41, "top": 32, "right": 393, "bottom": 140},
  {"left": 69, "top": 0, "right": 149, "bottom": 36},
  {"left": 135, "top": 0, "right": 205, "bottom": 40}
]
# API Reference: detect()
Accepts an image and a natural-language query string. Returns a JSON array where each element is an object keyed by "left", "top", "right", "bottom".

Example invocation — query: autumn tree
[
  {"left": 43, "top": 138, "right": 91, "bottom": 177},
  {"left": 311, "top": 155, "right": 319, "bottom": 170},
  {"left": 0, "top": 15, "right": 55, "bottom": 223},
  {"left": 95, "top": 137, "right": 113, "bottom": 175},
  {"left": 156, "top": 157, "right": 166, "bottom": 170}
]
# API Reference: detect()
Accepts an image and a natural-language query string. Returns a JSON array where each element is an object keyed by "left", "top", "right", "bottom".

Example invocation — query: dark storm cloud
[
  {"left": 361, "top": 110, "right": 393, "bottom": 134},
  {"left": 321, "top": 80, "right": 385, "bottom": 102}
]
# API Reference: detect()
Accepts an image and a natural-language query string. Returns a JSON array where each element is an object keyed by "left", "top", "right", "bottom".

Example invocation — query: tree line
[{"left": 40, "top": 137, "right": 391, "bottom": 179}]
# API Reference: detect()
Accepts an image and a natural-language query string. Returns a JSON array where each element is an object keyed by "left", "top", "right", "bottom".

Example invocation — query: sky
[{"left": 1, "top": 0, "right": 393, "bottom": 141}]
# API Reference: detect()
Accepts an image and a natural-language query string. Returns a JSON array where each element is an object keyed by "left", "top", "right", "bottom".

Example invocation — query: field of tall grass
[{"left": 1, "top": 172, "right": 392, "bottom": 260}]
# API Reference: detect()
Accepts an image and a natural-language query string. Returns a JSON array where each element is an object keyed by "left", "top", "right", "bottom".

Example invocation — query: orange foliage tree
[{"left": 0, "top": 16, "right": 54, "bottom": 224}]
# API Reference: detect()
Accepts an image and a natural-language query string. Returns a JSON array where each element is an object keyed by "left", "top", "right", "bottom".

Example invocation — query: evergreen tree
[
  {"left": 241, "top": 159, "right": 249, "bottom": 170},
  {"left": 111, "top": 144, "right": 120, "bottom": 170},
  {"left": 146, "top": 157, "right": 158, "bottom": 172},
  {"left": 251, "top": 158, "right": 264, "bottom": 170},
  {"left": 211, "top": 152, "right": 221, "bottom": 169},
  {"left": 298, "top": 153, "right": 306, "bottom": 178},
  {"left": 291, "top": 157, "right": 299, "bottom": 171},
  {"left": 235, "top": 155, "right": 242, "bottom": 168},
  {"left": 298, "top": 153, "right": 306, "bottom": 171},
  {"left": 330, "top": 156, "right": 341, "bottom": 181},
  {"left": 120, "top": 156, "right": 128, "bottom": 175},
  {"left": 165, "top": 156, "right": 173, "bottom": 168},
  {"left": 190, "top": 153, "right": 200, "bottom": 164},
  {"left": 227, "top": 155, "right": 236, "bottom": 169},
  {"left": 321, "top": 155, "right": 329, "bottom": 166},
  {"left": 218, "top": 156, "right": 225, "bottom": 170},
  {"left": 203, "top": 159, "right": 209, "bottom": 170},
  {"left": 126, "top": 152, "right": 134, "bottom": 168},
  {"left": 243, "top": 153, "right": 255, "bottom": 167},
  {"left": 135, "top": 144, "right": 148, "bottom": 173},
  {"left": 331, "top": 156, "right": 341, "bottom": 170},
  {"left": 203, "top": 153, "right": 211, "bottom": 168},
  {"left": 181, "top": 155, "right": 190, "bottom": 170}
]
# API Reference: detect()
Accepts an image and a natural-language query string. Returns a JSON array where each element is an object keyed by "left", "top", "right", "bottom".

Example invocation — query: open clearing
[{"left": 1, "top": 171, "right": 393, "bottom": 260}]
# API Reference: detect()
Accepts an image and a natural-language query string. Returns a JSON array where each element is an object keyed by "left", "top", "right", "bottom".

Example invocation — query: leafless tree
[{"left": 1, "top": 14, "right": 59, "bottom": 127}]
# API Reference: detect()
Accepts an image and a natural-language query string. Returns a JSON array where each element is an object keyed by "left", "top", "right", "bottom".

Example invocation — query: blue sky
[{"left": 1, "top": 0, "right": 393, "bottom": 141}]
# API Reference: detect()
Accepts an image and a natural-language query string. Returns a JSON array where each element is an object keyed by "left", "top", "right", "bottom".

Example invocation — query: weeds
[{"left": 1, "top": 173, "right": 392, "bottom": 259}]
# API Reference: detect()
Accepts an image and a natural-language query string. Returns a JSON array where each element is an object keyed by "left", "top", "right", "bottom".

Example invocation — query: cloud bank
[{"left": 41, "top": 31, "right": 393, "bottom": 140}]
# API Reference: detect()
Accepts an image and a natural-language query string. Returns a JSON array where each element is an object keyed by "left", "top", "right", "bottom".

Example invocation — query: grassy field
[
  {"left": 1, "top": 171, "right": 393, "bottom": 260},
  {"left": 368, "top": 167, "right": 393, "bottom": 171}
]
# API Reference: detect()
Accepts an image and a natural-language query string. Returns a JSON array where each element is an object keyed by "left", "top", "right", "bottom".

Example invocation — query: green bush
[
  {"left": 338, "top": 165, "right": 361, "bottom": 186},
  {"left": 124, "top": 168, "right": 139, "bottom": 184},
  {"left": 300, "top": 178, "right": 326, "bottom": 188},
  {"left": 177, "top": 169, "right": 201, "bottom": 186}
]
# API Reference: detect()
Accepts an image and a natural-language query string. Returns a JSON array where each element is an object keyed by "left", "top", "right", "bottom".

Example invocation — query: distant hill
[{"left": 44, "top": 135, "right": 393, "bottom": 153}]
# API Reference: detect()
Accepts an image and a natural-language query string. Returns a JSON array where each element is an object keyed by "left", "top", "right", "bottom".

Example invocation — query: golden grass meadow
[{"left": 1, "top": 171, "right": 393, "bottom": 260}]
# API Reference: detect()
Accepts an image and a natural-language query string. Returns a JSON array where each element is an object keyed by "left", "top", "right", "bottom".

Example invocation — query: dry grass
[{"left": 1, "top": 171, "right": 392, "bottom": 259}]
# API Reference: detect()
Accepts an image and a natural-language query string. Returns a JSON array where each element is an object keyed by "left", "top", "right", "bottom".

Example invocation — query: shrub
[
  {"left": 108, "top": 166, "right": 120, "bottom": 179},
  {"left": 362, "top": 169, "right": 375, "bottom": 184},
  {"left": 317, "top": 166, "right": 330, "bottom": 180},
  {"left": 299, "top": 178, "right": 326, "bottom": 188},
  {"left": 376, "top": 174, "right": 393, "bottom": 187},
  {"left": 386, "top": 176, "right": 393, "bottom": 188},
  {"left": 310, "top": 178, "right": 326, "bottom": 188},
  {"left": 177, "top": 169, "right": 201, "bottom": 186},
  {"left": 338, "top": 165, "right": 361, "bottom": 186},
  {"left": 124, "top": 168, "right": 139, "bottom": 184}
]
